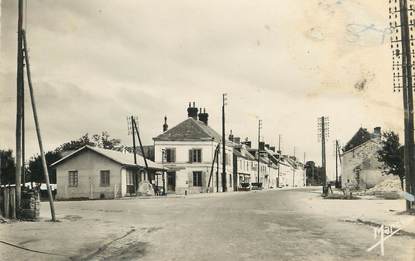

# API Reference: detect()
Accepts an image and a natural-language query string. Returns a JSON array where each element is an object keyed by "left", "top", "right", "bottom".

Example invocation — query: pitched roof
[
  {"left": 153, "top": 117, "right": 221, "bottom": 142},
  {"left": 343, "top": 128, "right": 373, "bottom": 152},
  {"left": 50, "top": 146, "right": 165, "bottom": 170}
]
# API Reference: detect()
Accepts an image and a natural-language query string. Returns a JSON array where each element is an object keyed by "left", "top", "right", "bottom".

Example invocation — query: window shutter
[
  {"left": 199, "top": 149, "right": 203, "bottom": 162},
  {"left": 172, "top": 149, "right": 176, "bottom": 163},
  {"left": 188, "top": 171, "right": 193, "bottom": 187},
  {"left": 189, "top": 150, "right": 193, "bottom": 163}
]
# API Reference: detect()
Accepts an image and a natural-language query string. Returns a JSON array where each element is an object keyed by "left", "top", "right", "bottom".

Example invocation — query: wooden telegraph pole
[
  {"left": 390, "top": 0, "right": 415, "bottom": 209},
  {"left": 257, "top": 120, "right": 262, "bottom": 185},
  {"left": 15, "top": 0, "right": 24, "bottom": 216},
  {"left": 23, "top": 31, "right": 56, "bottom": 221},
  {"left": 222, "top": 94, "right": 227, "bottom": 192},
  {"left": 318, "top": 116, "right": 329, "bottom": 191},
  {"left": 277, "top": 134, "right": 281, "bottom": 188}
]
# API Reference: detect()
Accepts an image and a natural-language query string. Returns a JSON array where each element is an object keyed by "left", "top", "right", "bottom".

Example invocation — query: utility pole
[
  {"left": 277, "top": 134, "right": 281, "bottom": 188},
  {"left": 303, "top": 152, "right": 306, "bottom": 187},
  {"left": 292, "top": 146, "right": 296, "bottom": 187},
  {"left": 335, "top": 140, "right": 339, "bottom": 188},
  {"left": 390, "top": 0, "right": 415, "bottom": 210},
  {"left": 23, "top": 31, "right": 56, "bottom": 221},
  {"left": 127, "top": 116, "right": 137, "bottom": 164},
  {"left": 132, "top": 118, "right": 149, "bottom": 181},
  {"left": 15, "top": 0, "right": 24, "bottom": 214},
  {"left": 257, "top": 120, "right": 262, "bottom": 185},
  {"left": 222, "top": 94, "right": 227, "bottom": 192},
  {"left": 317, "top": 116, "right": 329, "bottom": 190}
]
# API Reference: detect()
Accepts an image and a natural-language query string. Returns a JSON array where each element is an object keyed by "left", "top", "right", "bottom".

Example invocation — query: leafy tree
[
  {"left": 28, "top": 132, "right": 123, "bottom": 183},
  {"left": 27, "top": 151, "right": 61, "bottom": 184},
  {"left": 304, "top": 161, "right": 325, "bottom": 186},
  {"left": 377, "top": 131, "right": 404, "bottom": 189},
  {"left": 0, "top": 149, "right": 16, "bottom": 185},
  {"left": 100, "top": 131, "right": 121, "bottom": 150},
  {"left": 56, "top": 133, "right": 94, "bottom": 152}
]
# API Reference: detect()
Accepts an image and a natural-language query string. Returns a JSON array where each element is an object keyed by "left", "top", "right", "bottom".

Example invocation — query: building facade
[
  {"left": 341, "top": 127, "right": 385, "bottom": 189},
  {"left": 51, "top": 146, "right": 164, "bottom": 200},
  {"left": 153, "top": 104, "right": 234, "bottom": 195}
]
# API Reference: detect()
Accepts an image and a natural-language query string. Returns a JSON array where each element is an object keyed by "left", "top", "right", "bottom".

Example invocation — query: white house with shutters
[{"left": 153, "top": 104, "right": 234, "bottom": 195}]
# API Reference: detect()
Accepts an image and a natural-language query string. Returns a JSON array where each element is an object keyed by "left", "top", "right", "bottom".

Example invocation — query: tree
[
  {"left": 27, "top": 151, "right": 61, "bottom": 184},
  {"left": 377, "top": 131, "right": 405, "bottom": 189},
  {"left": 56, "top": 133, "right": 94, "bottom": 152},
  {"left": 28, "top": 132, "right": 123, "bottom": 184},
  {"left": 0, "top": 149, "right": 16, "bottom": 185}
]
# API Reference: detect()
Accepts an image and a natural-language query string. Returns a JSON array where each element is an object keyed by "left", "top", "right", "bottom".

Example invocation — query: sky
[{"left": 0, "top": 0, "right": 405, "bottom": 180}]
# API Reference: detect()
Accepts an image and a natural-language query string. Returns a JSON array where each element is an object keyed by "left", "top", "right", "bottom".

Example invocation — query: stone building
[{"left": 341, "top": 127, "right": 385, "bottom": 189}]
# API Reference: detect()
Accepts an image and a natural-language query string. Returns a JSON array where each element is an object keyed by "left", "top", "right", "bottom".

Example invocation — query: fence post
[
  {"left": 10, "top": 187, "right": 16, "bottom": 219},
  {"left": 3, "top": 188, "right": 9, "bottom": 218},
  {"left": 380, "top": 225, "right": 385, "bottom": 256}
]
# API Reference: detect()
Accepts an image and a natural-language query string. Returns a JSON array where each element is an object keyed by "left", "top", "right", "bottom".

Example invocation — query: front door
[{"left": 167, "top": 172, "right": 176, "bottom": 192}]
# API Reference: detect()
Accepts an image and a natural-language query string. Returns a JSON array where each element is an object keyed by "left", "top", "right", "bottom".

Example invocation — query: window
[
  {"left": 193, "top": 171, "right": 202, "bottom": 186},
  {"left": 229, "top": 174, "right": 232, "bottom": 187},
  {"left": 165, "top": 148, "right": 176, "bottom": 163},
  {"left": 68, "top": 171, "right": 78, "bottom": 187},
  {"left": 100, "top": 170, "right": 110, "bottom": 187},
  {"left": 189, "top": 149, "right": 202, "bottom": 163}
]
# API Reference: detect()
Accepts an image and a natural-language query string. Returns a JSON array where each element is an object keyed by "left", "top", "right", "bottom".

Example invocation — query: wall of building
[
  {"left": 154, "top": 140, "right": 234, "bottom": 194},
  {"left": 341, "top": 139, "right": 386, "bottom": 189},
  {"left": 55, "top": 150, "right": 124, "bottom": 200}
]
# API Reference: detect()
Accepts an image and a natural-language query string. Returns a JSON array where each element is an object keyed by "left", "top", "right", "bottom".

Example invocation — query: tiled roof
[
  {"left": 50, "top": 146, "right": 165, "bottom": 170},
  {"left": 153, "top": 117, "right": 221, "bottom": 142},
  {"left": 343, "top": 128, "right": 372, "bottom": 152}
]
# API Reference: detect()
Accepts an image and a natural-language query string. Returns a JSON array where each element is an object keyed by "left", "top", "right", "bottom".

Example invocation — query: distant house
[
  {"left": 231, "top": 139, "right": 257, "bottom": 189},
  {"left": 51, "top": 146, "right": 164, "bottom": 200},
  {"left": 153, "top": 103, "right": 234, "bottom": 195},
  {"left": 341, "top": 127, "right": 385, "bottom": 189}
]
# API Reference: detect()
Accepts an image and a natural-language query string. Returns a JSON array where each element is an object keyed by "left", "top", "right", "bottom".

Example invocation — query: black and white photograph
[{"left": 0, "top": 0, "right": 415, "bottom": 260}]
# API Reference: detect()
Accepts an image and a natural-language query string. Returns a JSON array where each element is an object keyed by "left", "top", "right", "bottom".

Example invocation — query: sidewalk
[{"left": 300, "top": 189, "right": 415, "bottom": 234}]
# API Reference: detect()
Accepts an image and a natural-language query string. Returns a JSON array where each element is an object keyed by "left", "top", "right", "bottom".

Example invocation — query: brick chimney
[
  {"left": 163, "top": 116, "right": 168, "bottom": 132},
  {"left": 259, "top": 142, "right": 265, "bottom": 151},
  {"left": 187, "top": 102, "right": 198, "bottom": 120},
  {"left": 233, "top": 137, "right": 241, "bottom": 144},
  {"left": 198, "top": 108, "right": 209, "bottom": 125}
]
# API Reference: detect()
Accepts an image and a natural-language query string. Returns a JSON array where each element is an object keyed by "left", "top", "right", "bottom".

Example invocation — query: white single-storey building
[{"left": 51, "top": 146, "right": 165, "bottom": 200}]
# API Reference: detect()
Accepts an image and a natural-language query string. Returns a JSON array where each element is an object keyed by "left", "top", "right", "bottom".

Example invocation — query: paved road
[{"left": 1, "top": 189, "right": 412, "bottom": 260}]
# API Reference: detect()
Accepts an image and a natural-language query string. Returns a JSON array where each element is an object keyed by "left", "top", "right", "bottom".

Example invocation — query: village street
[{"left": 1, "top": 188, "right": 414, "bottom": 261}]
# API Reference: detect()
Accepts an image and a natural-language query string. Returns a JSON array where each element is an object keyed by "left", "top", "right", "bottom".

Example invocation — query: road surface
[{"left": 0, "top": 188, "right": 413, "bottom": 260}]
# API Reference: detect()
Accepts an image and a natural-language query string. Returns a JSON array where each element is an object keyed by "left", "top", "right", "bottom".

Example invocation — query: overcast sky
[{"left": 0, "top": 0, "right": 403, "bottom": 179}]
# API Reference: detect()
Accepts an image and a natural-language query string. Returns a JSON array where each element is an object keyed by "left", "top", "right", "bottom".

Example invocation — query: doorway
[{"left": 167, "top": 172, "right": 176, "bottom": 192}]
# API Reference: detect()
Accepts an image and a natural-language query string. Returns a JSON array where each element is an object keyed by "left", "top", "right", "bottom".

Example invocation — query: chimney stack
[
  {"left": 163, "top": 116, "right": 168, "bottom": 132},
  {"left": 233, "top": 137, "right": 241, "bottom": 144},
  {"left": 259, "top": 141, "right": 265, "bottom": 151},
  {"left": 187, "top": 101, "right": 198, "bottom": 120},
  {"left": 270, "top": 146, "right": 275, "bottom": 152},
  {"left": 242, "top": 139, "right": 252, "bottom": 148},
  {"left": 228, "top": 130, "right": 234, "bottom": 142},
  {"left": 374, "top": 127, "right": 381, "bottom": 137},
  {"left": 198, "top": 108, "right": 209, "bottom": 125}
]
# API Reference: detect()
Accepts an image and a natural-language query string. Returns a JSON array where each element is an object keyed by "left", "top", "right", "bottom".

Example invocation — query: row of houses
[{"left": 52, "top": 103, "right": 306, "bottom": 200}]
